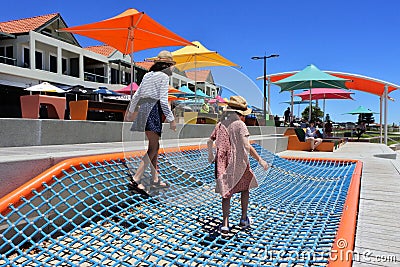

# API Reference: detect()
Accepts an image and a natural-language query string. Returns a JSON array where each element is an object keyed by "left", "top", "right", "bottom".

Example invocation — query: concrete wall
[{"left": 0, "top": 118, "right": 287, "bottom": 147}]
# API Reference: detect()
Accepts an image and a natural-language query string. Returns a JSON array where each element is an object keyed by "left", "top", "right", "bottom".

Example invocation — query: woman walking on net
[
  {"left": 126, "top": 51, "right": 177, "bottom": 194},
  {"left": 207, "top": 96, "right": 269, "bottom": 234}
]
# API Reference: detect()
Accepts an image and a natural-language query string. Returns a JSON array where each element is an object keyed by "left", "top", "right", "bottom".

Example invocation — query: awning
[
  {"left": 262, "top": 71, "right": 399, "bottom": 96},
  {"left": 0, "top": 79, "right": 28, "bottom": 88}
]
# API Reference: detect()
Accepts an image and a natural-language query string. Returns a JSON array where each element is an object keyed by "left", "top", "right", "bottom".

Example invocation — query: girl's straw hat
[{"left": 224, "top": 96, "right": 252, "bottom": 116}]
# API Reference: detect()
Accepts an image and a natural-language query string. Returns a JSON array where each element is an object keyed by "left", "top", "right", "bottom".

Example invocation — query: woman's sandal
[
  {"left": 150, "top": 178, "right": 169, "bottom": 188},
  {"left": 127, "top": 181, "right": 150, "bottom": 197}
]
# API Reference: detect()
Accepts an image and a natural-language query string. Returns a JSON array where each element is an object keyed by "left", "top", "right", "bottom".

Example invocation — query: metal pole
[
  {"left": 267, "top": 76, "right": 271, "bottom": 118},
  {"left": 308, "top": 81, "right": 312, "bottom": 121},
  {"left": 263, "top": 56, "right": 267, "bottom": 125},
  {"left": 379, "top": 95, "right": 383, "bottom": 143},
  {"left": 384, "top": 84, "right": 388, "bottom": 145},
  {"left": 290, "top": 90, "right": 294, "bottom": 123}
]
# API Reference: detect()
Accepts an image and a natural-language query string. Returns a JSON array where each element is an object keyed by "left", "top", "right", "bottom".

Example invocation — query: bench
[
  {"left": 20, "top": 95, "right": 66, "bottom": 119},
  {"left": 69, "top": 100, "right": 128, "bottom": 120},
  {"left": 183, "top": 112, "right": 218, "bottom": 124},
  {"left": 284, "top": 128, "right": 345, "bottom": 152}
]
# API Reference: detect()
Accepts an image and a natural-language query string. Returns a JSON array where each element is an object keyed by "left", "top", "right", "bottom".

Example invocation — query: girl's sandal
[{"left": 218, "top": 225, "right": 230, "bottom": 235}]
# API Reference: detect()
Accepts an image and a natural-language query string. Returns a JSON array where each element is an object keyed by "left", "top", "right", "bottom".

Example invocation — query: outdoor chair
[{"left": 284, "top": 128, "right": 341, "bottom": 152}]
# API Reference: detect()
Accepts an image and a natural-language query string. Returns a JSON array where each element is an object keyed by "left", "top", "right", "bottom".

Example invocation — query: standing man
[{"left": 284, "top": 107, "right": 291, "bottom": 124}]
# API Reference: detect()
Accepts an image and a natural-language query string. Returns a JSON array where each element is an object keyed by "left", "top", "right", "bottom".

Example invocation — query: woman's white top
[{"left": 128, "top": 71, "right": 174, "bottom": 122}]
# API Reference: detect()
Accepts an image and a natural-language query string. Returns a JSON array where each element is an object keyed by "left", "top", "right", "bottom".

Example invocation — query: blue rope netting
[{"left": 0, "top": 144, "right": 356, "bottom": 266}]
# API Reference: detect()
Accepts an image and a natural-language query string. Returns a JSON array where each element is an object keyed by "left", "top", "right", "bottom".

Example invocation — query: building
[{"left": 0, "top": 13, "right": 219, "bottom": 118}]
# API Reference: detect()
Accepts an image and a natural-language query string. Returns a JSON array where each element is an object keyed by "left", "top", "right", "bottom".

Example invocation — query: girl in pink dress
[{"left": 207, "top": 96, "right": 269, "bottom": 234}]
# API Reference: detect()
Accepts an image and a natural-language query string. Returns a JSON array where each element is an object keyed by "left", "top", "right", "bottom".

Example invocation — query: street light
[{"left": 251, "top": 54, "right": 279, "bottom": 124}]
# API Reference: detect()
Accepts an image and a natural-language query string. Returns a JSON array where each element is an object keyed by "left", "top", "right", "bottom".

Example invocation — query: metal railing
[{"left": 0, "top": 55, "right": 17, "bottom": 66}]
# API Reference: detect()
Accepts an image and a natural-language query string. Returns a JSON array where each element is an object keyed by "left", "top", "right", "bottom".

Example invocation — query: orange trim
[
  {"left": 328, "top": 160, "right": 362, "bottom": 267},
  {"left": 281, "top": 156, "right": 359, "bottom": 163},
  {"left": 0, "top": 145, "right": 206, "bottom": 216}
]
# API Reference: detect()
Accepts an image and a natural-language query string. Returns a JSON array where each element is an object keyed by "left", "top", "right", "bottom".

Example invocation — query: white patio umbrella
[{"left": 24, "top": 82, "right": 65, "bottom": 94}]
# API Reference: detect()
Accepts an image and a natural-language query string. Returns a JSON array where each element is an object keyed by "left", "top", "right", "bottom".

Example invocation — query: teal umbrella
[
  {"left": 195, "top": 89, "right": 212, "bottom": 98},
  {"left": 345, "top": 106, "right": 378, "bottom": 115},
  {"left": 273, "top": 64, "right": 349, "bottom": 121},
  {"left": 273, "top": 64, "right": 349, "bottom": 91},
  {"left": 178, "top": 85, "right": 195, "bottom": 95}
]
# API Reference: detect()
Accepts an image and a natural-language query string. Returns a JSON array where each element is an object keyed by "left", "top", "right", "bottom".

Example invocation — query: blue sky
[{"left": 4, "top": 0, "right": 400, "bottom": 124}]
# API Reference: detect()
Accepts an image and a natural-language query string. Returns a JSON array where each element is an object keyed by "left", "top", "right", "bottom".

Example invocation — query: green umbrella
[
  {"left": 273, "top": 64, "right": 349, "bottom": 121},
  {"left": 273, "top": 64, "right": 349, "bottom": 91},
  {"left": 345, "top": 105, "right": 378, "bottom": 114}
]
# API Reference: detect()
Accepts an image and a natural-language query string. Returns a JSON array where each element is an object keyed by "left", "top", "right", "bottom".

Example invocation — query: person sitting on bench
[{"left": 305, "top": 121, "right": 323, "bottom": 151}]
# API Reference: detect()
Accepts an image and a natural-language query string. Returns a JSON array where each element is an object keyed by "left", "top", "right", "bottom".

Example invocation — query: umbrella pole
[
  {"left": 308, "top": 81, "right": 312, "bottom": 122},
  {"left": 194, "top": 55, "right": 197, "bottom": 103},
  {"left": 130, "top": 45, "right": 134, "bottom": 99},
  {"left": 290, "top": 91, "right": 294, "bottom": 123},
  {"left": 129, "top": 26, "right": 135, "bottom": 100},
  {"left": 298, "top": 104, "right": 300, "bottom": 119}
]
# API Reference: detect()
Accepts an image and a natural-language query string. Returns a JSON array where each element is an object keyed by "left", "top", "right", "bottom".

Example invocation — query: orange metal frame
[{"left": 0, "top": 147, "right": 362, "bottom": 267}]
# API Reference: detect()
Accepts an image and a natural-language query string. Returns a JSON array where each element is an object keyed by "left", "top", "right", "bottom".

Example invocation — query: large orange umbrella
[
  {"left": 60, "top": 9, "right": 193, "bottom": 54},
  {"left": 60, "top": 8, "right": 194, "bottom": 96},
  {"left": 168, "top": 86, "right": 183, "bottom": 94}
]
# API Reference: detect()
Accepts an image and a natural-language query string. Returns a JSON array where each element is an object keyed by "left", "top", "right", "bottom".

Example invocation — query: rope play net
[{"left": 0, "top": 144, "right": 358, "bottom": 266}]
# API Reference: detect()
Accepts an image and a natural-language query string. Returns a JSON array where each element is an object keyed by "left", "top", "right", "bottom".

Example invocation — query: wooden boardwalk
[{"left": 279, "top": 142, "right": 400, "bottom": 266}]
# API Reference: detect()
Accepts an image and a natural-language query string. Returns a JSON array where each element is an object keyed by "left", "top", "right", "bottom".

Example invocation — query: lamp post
[{"left": 251, "top": 54, "right": 279, "bottom": 124}]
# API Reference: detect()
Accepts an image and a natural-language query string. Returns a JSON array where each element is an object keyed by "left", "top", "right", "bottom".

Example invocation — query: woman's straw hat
[
  {"left": 153, "top": 50, "right": 176, "bottom": 64},
  {"left": 224, "top": 96, "right": 252, "bottom": 116}
]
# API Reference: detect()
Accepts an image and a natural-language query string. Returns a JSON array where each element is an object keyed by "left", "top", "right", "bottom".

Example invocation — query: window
[
  {"left": 35, "top": 51, "right": 43, "bottom": 70},
  {"left": 62, "top": 58, "right": 67, "bottom": 74},
  {"left": 0, "top": 47, "right": 4, "bottom": 64},
  {"left": 50, "top": 55, "right": 57, "bottom": 73},
  {"left": 23, "top": 48, "right": 30, "bottom": 68},
  {"left": 0, "top": 46, "right": 14, "bottom": 65}
]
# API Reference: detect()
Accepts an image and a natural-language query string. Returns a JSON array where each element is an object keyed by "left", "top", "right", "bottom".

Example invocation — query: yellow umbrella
[
  {"left": 149, "top": 41, "right": 238, "bottom": 71},
  {"left": 170, "top": 41, "right": 238, "bottom": 71},
  {"left": 149, "top": 41, "right": 237, "bottom": 100}
]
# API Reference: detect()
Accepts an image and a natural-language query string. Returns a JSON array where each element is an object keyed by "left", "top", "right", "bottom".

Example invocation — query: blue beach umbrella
[{"left": 93, "top": 87, "right": 122, "bottom": 96}]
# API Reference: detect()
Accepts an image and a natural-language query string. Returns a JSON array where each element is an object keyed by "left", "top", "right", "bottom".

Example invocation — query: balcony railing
[
  {"left": 84, "top": 72, "right": 108, "bottom": 83},
  {"left": 0, "top": 55, "right": 17, "bottom": 66}
]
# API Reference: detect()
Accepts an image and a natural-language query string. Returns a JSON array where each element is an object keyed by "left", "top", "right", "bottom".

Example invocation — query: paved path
[{"left": 279, "top": 143, "right": 400, "bottom": 266}]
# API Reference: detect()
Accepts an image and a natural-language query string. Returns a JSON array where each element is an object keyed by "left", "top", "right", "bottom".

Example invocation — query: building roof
[
  {"left": 135, "top": 61, "right": 153, "bottom": 71},
  {"left": 185, "top": 70, "right": 211, "bottom": 83},
  {"left": 0, "top": 13, "right": 59, "bottom": 34},
  {"left": 84, "top": 45, "right": 117, "bottom": 57}
]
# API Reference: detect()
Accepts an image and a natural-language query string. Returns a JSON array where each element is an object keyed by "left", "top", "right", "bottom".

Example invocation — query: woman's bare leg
[
  {"left": 132, "top": 131, "right": 159, "bottom": 189},
  {"left": 222, "top": 197, "right": 231, "bottom": 228},
  {"left": 145, "top": 131, "right": 167, "bottom": 186}
]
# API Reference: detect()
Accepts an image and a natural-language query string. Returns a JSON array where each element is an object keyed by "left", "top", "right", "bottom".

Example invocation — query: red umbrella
[
  {"left": 208, "top": 95, "right": 227, "bottom": 104},
  {"left": 295, "top": 88, "right": 354, "bottom": 121},
  {"left": 294, "top": 88, "right": 354, "bottom": 101},
  {"left": 115, "top": 82, "right": 139, "bottom": 95}
]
